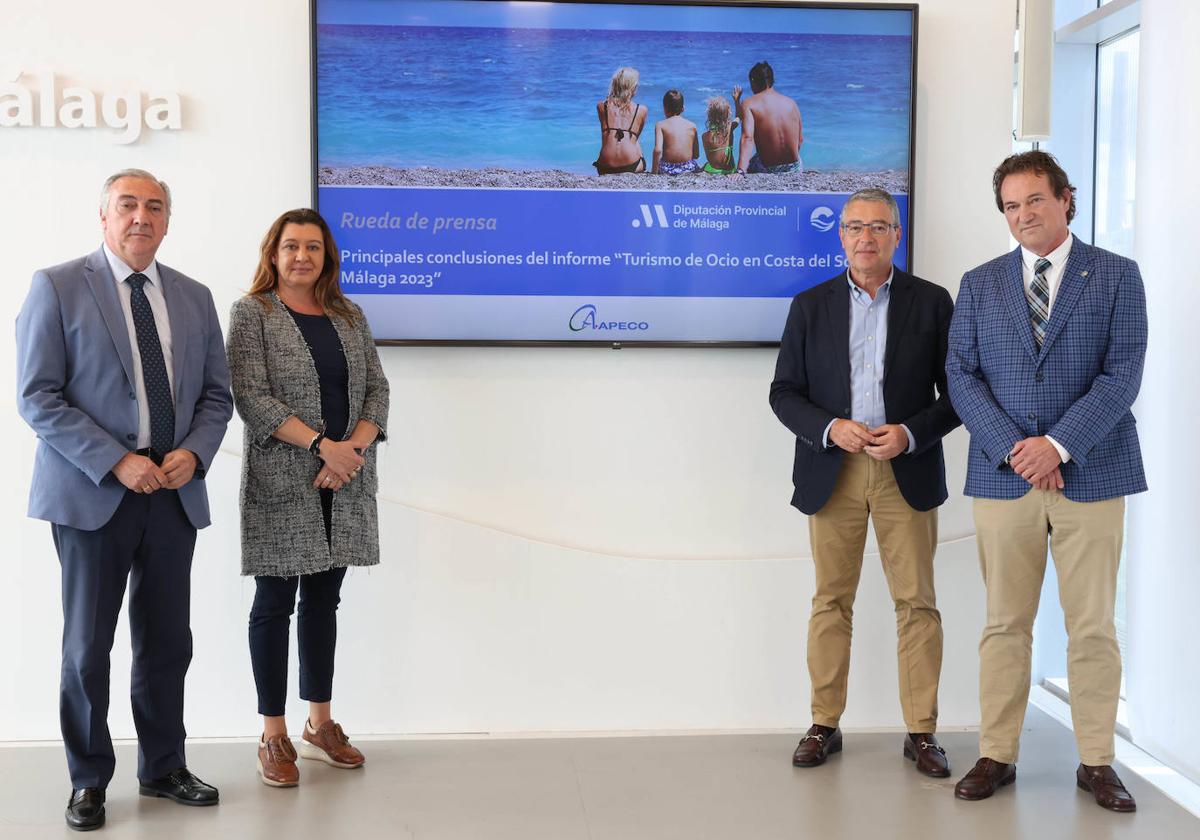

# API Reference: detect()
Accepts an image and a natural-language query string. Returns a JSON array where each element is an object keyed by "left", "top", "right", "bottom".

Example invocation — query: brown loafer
[
  {"left": 257, "top": 733, "right": 299, "bottom": 787},
  {"left": 299, "top": 719, "right": 365, "bottom": 769},
  {"left": 904, "top": 733, "right": 950, "bottom": 778},
  {"left": 954, "top": 757, "right": 1016, "bottom": 800},
  {"left": 1077, "top": 764, "right": 1136, "bottom": 812},
  {"left": 792, "top": 724, "right": 842, "bottom": 767}
]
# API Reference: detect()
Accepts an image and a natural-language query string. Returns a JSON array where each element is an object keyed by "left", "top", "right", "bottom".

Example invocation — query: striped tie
[{"left": 1027, "top": 257, "right": 1051, "bottom": 349}]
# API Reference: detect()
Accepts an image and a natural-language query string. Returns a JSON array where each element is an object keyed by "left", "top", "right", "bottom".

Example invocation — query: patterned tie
[
  {"left": 127, "top": 273, "right": 175, "bottom": 459},
  {"left": 1027, "top": 257, "right": 1051, "bottom": 349}
]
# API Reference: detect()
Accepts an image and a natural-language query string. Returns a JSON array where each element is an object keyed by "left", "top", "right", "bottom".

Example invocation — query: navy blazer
[
  {"left": 16, "top": 247, "right": 233, "bottom": 530},
  {"left": 770, "top": 268, "right": 960, "bottom": 514},
  {"left": 946, "top": 239, "right": 1147, "bottom": 502}
]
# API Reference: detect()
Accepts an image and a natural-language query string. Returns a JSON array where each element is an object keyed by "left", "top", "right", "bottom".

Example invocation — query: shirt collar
[
  {"left": 102, "top": 242, "right": 161, "bottom": 288},
  {"left": 1020, "top": 232, "right": 1073, "bottom": 274},
  {"left": 846, "top": 267, "right": 894, "bottom": 300}
]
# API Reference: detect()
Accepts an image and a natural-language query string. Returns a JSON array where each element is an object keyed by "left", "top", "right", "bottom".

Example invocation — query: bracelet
[{"left": 308, "top": 431, "right": 326, "bottom": 456}]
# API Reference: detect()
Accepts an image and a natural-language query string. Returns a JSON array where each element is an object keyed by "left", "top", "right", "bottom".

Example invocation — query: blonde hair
[
  {"left": 607, "top": 67, "right": 639, "bottom": 103},
  {"left": 705, "top": 96, "right": 732, "bottom": 136}
]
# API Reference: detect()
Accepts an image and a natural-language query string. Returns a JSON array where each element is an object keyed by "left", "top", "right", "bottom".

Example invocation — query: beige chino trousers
[
  {"left": 973, "top": 490, "right": 1124, "bottom": 766},
  {"left": 807, "top": 452, "right": 943, "bottom": 732}
]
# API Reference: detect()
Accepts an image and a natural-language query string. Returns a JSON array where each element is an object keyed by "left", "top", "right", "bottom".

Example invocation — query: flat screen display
[{"left": 313, "top": 0, "right": 917, "bottom": 345}]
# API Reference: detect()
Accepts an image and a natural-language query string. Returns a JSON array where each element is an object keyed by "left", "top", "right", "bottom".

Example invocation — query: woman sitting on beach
[
  {"left": 702, "top": 88, "right": 741, "bottom": 175},
  {"left": 593, "top": 67, "right": 647, "bottom": 175}
]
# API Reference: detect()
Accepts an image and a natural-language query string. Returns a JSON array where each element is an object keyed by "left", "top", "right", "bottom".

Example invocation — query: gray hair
[
  {"left": 100, "top": 169, "right": 172, "bottom": 217},
  {"left": 840, "top": 188, "right": 900, "bottom": 227}
]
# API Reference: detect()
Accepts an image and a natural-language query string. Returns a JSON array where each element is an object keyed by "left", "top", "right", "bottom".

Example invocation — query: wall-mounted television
[{"left": 313, "top": 0, "right": 917, "bottom": 345}]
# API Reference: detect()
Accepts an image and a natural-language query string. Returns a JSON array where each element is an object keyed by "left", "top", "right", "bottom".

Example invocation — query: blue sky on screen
[{"left": 316, "top": 0, "right": 913, "bottom": 37}]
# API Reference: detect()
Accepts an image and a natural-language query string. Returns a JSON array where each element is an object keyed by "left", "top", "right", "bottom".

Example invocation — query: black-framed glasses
[{"left": 840, "top": 221, "right": 897, "bottom": 236}]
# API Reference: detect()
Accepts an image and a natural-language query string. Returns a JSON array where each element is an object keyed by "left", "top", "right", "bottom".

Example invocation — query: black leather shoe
[
  {"left": 138, "top": 768, "right": 219, "bottom": 806},
  {"left": 65, "top": 788, "right": 105, "bottom": 831},
  {"left": 904, "top": 733, "right": 951, "bottom": 778},
  {"left": 792, "top": 724, "right": 842, "bottom": 767}
]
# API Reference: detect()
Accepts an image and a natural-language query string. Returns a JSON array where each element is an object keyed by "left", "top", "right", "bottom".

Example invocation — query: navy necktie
[
  {"left": 127, "top": 273, "right": 175, "bottom": 458},
  {"left": 1027, "top": 257, "right": 1051, "bottom": 349}
]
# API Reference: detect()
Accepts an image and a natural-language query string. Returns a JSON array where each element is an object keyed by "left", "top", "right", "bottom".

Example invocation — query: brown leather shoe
[
  {"left": 904, "top": 733, "right": 950, "bottom": 778},
  {"left": 299, "top": 719, "right": 365, "bottom": 769},
  {"left": 954, "top": 757, "right": 1016, "bottom": 800},
  {"left": 1077, "top": 764, "right": 1136, "bottom": 812},
  {"left": 257, "top": 734, "right": 299, "bottom": 787},
  {"left": 792, "top": 724, "right": 842, "bottom": 767}
]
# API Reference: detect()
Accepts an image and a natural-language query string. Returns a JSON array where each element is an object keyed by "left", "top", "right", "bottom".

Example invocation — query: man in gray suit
[{"left": 16, "top": 169, "right": 233, "bottom": 831}]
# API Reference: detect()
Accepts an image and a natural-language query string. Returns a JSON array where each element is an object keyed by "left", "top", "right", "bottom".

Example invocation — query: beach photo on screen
[{"left": 316, "top": 0, "right": 913, "bottom": 194}]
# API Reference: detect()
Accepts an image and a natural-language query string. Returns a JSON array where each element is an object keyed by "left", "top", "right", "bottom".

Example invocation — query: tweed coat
[
  {"left": 946, "top": 238, "right": 1146, "bottom": 502},
  {"left": 227, "top": 293, "right": 389, "bottom": 576}
]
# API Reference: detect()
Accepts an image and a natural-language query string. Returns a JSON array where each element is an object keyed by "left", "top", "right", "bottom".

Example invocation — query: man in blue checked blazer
[
  {"left": 946, "top": 151, "right": 1146, "bottom": 812},
  {"left": 16, "top": 170, "right": 233, "bottom": 830}
]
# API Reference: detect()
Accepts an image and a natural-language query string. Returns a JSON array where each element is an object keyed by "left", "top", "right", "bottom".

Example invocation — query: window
[
  {"left": 1093, "top": 27, "right": 1139, "bottom": 680},
  {"left": 1093, "top": 29, "right": 1139, "bottom": 256}
]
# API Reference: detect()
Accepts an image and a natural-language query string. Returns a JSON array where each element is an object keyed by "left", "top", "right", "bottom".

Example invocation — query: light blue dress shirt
[{"left": 823, "top": 270, "right": 915, "bottom": 452}]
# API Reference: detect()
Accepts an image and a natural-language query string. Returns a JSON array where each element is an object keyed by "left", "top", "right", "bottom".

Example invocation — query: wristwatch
[{"left": 308, "top": 431, "right": 326, "bottom": 456}]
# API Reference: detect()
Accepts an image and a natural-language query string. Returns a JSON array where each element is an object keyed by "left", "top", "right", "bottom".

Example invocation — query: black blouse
[{"left": 286, "top": 307, "right": 350, "bottom": 441}]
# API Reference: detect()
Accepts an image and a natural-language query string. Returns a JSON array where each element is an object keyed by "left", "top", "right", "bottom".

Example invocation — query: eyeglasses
[{"left": 840, "top": 221, "right": 898, "bottom": 236}]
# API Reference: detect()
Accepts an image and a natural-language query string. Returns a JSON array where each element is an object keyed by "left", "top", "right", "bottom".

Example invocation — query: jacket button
[
  {"left": 126, "top": 433, "right": 136, "bottom": 441},
  {"left": 129, "top": 391, "right": 137, "bottom": 399},
  {"left": 1027, "top": 413, "right": 1037, "bottom": 421},
  {"left": 1035, "top": 373, "right": 1044, "bottom": 382}
]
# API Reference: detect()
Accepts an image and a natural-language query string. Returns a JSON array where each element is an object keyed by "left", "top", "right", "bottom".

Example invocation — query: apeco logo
[{"left": 569, "top": 304, "right": 649, "bottom": 333}]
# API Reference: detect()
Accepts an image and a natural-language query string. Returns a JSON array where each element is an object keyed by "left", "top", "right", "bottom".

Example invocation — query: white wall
[
  {"left": 1127, "top": 0, "right": 1200, "bottom": 787},
  {"left": 0, "top": 0, "right": 1014, "bottom": 741}
]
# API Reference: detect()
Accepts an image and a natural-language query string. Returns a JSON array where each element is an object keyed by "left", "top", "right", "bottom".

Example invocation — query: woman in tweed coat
[{"left": 226, "top": 208, "right": 388, "bottom": 788}]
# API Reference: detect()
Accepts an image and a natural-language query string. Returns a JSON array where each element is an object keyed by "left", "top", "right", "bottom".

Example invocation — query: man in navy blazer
[
  {"left": 946, "top": 151, "right": 1146, "bottom": 811},
  {"left": 770, "top": 189, "right": 960, "bottom": 776},
  {"left": 16, "top": 169, "right": 233, "bottom": 830}
]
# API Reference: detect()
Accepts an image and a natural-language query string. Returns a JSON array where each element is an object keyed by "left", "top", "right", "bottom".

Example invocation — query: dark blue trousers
[
  {"left": 248, "top": 566, "right": 347, "bottom": 716},
  {"left": 52, "top": 489, "right": 196, "bottom": 789}
]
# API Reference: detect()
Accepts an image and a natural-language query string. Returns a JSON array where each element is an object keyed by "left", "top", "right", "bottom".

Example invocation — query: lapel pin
[{"left": 1080, "top": 271, "right": 1088, "bottom": 277}]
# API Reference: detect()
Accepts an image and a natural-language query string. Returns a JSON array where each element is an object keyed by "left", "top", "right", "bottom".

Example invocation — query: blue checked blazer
[{"left": 946, "top": 238, "right": 1147, "bottom": 502}]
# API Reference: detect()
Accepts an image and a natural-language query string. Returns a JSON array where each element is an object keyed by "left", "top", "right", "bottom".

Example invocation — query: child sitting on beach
[
  {"left": 702, "top": 88, "right": 741, "bottom": 175},
  {"left": 652, "top": 89, "right": 701, "bottom": 175}
]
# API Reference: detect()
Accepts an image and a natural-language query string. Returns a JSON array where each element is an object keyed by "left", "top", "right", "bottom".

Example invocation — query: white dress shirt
[
  {"left": 1019, "top": 233, "right": 1072, "bottom": 463},
  {"left": 103, "top": 243, "right": 175, "bottom": 450}
]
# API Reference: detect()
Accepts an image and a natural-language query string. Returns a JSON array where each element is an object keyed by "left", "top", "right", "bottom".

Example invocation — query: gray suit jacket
[
  {"left": 227, "top": 293, "right": 389, "bottom": 576},
  {"left": 16, "top": 247, "right": 233, "bottom": 530}
]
